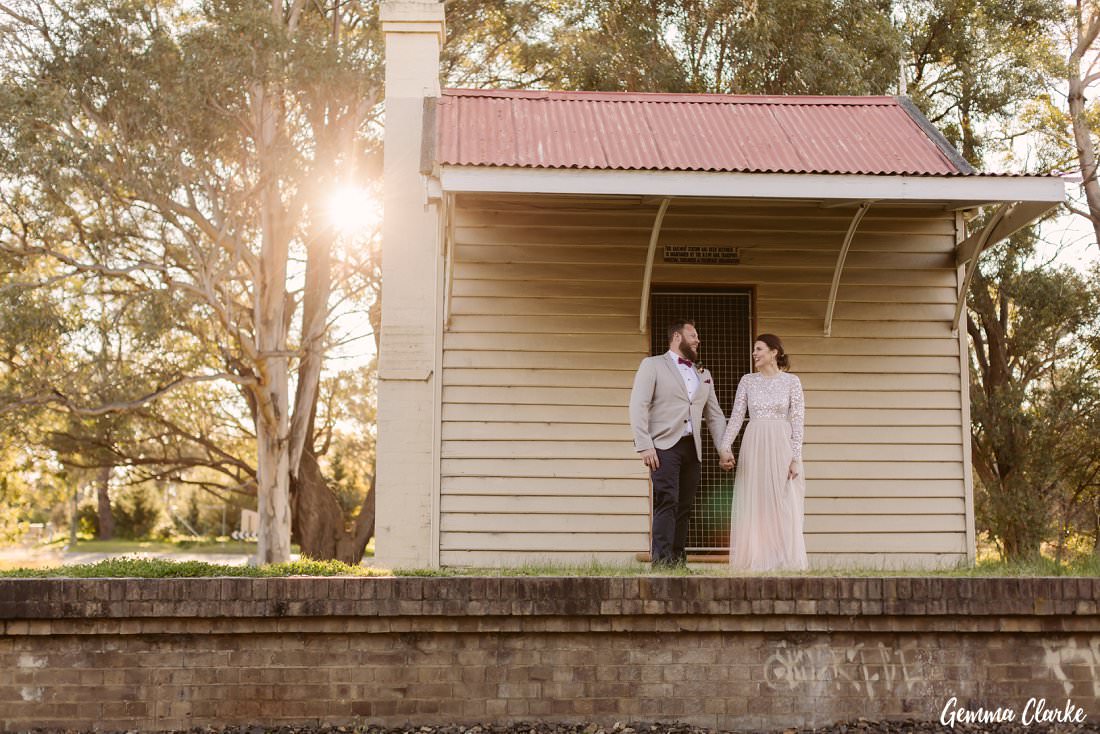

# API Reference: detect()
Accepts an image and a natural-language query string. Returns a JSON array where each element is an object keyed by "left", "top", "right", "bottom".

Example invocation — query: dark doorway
[{"left": 649, "top": 288, "right": 753, "bottom": 555}]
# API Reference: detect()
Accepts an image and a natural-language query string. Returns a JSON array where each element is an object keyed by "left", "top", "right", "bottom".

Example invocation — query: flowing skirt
[{"left": 729, "top": 418, "right": 808, "bottom": 572}]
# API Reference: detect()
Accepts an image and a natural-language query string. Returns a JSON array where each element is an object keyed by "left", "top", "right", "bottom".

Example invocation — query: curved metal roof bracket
[
  {"left": 952, "top": 202, "right": 1011, "bottom": 337},
  {"left": 640, "top": 198, "right": 672, "bottom": 333},
  {"left": 824, "top": 201, "right": 874, "bottom": 336}
]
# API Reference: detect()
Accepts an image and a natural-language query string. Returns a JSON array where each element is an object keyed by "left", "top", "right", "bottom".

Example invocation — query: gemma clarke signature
[{"left": 940, "top": 696, "right": 1087, "bottom": 727}]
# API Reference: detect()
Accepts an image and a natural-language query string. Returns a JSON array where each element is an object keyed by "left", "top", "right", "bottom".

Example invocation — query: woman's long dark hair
[{"left": 756, "top": 333, "right": 790, "bottom": 371}]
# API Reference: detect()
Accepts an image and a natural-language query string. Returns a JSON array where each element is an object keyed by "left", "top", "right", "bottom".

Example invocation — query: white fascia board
[{"left": 439, "top": 166, "right": 1066, "bottom": 204}]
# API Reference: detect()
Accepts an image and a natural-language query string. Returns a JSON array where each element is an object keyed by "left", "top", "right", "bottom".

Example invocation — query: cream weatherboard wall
[{"left": 439, "top": 193, "right": 972, "bottom": 569}]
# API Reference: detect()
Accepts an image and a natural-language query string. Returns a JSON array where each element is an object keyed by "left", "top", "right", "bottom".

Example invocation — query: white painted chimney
[{"left": 374, "top": 1, "right": 446, "bottom": 568}]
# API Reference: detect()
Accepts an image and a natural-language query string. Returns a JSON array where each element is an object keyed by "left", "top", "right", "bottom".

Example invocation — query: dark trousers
[{"left": 650, "top": 435, "right": 700, "bottom": 566}]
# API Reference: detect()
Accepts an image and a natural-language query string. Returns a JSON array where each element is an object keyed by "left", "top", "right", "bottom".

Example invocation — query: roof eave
[{"left": 438, "top": 166, "right": 1065, "bottom": 206}]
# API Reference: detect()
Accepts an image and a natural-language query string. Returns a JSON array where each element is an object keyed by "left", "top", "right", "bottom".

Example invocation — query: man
[{"left": 629, "top": 320, "right": 727, "bottom": 568}]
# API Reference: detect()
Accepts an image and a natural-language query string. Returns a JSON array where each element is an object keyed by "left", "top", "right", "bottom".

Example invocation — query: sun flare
[{"left": 326, "top": 185, "right": 380, "bottom": 237}]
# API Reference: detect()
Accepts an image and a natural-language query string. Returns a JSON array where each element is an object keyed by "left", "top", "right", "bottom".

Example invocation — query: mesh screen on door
[{"left": 649, "top": 289, "right": 752, "bottom": 554}]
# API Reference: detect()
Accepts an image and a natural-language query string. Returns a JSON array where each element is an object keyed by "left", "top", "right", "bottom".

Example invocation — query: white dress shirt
[{"left": 666, "top": 350, "right": 699, "bottom": 435}]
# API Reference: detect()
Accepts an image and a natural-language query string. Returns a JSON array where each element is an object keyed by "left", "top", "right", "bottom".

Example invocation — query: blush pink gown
[{"left": 720, "top": 371, "right": 809, "bottom": 572}]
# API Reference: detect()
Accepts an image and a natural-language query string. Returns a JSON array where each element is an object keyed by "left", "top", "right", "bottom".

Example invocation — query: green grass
[
  {"left": 61, "top": 538, "right": 260, "bottom": 555},
  {"left": 397, "top": 556, "right": 1100, "bottom": 578},
  {"left": 0, "top": 553, "right": 1097, "bottom": 578},
  {"left": 963, "top": 554, "right": 1100, "bottom": 577},
  {"left": 393, "top": 559, "right": 699, "bottom": 577},
  {"left": 0, "top": 556, "right": 383, "bottom": 578}
]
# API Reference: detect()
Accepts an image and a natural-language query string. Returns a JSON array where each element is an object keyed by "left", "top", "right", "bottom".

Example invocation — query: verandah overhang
[
  {"left": 439, "top": 166, "right": 1063, "bottom": 206},
  {"left": 438, "top": 166, "right": 1065, "bottom": 334}
]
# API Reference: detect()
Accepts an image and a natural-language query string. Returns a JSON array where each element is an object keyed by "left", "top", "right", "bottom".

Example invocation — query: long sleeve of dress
[
  {"left": 788, "top": 375, "right": 805, "bottom": 461},
  {"left": 720, "top": 376, "right": 749, "bottom": 452}
]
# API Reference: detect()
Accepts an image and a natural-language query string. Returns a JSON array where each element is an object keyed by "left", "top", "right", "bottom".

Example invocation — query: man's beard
[{"left": 681, "top": 344, "right": 699, "bottom": 363}]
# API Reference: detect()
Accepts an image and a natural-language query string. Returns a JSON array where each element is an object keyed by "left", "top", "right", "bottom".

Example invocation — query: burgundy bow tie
[{"left": 678, "top": 357, "right": 693, "bottom": 368}]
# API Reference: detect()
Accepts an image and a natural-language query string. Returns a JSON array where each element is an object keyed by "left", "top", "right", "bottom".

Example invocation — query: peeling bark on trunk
[
  {"left": 252, "top": 74, "right": 293, "bottom": 565},
  {"left": 256, "top": 403, "right": 292, "bottom": 564}
]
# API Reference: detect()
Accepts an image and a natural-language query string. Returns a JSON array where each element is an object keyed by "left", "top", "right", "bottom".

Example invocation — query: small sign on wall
[{"left": 663, "top": 245, "right": 741, "bottom": 264}]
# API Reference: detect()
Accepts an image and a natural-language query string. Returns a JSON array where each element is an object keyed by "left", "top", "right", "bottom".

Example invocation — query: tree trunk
[
  {"left": 968, "top": 267, "right": 1049, "bottom": 563},
  {"left": 256, "top": 404, "right": 292, "bottom": 564},
  {"left": 95, "top": 465, "right": 114, "bottom": 540},
  {"left": 286, "top": 200, "right": 378, "bottom": 563},
  {"left": 288, "top": 225, "right": 331, "bottom": 474},
  {"left": 251, "top": 71, "right": 293, "bottom": 565},
  {"left": 291, "top": 449, "right": 344, "bottom": 560},
  {"left": 337, "top": 476, "right": 375, "bottom": 564},
  {"left": 1068, "top": 66, "right": 1100, "bottom": 245},
  {"left": 1002, "top": 529, "right": 1043, "bottom": 563},
  {"left": 1012, "top": 529, "right": 1044, "bottom": 562},
  {"left": 291, "top": 450, "right": 375, "bottom": 564},
  {"left": 287, "top": 213, "right": 334, "bottom": 558},
  {"left": 1093, "top": 495, "right": 1100, "bottom": 557},
  {"left": 1069, "top": 5, "right": 1100, "bottom": 246}
]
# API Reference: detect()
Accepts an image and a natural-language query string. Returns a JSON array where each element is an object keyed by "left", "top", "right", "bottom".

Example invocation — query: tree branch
[{"left": 3, "top": 373, "right": 256, "bottom": 418}]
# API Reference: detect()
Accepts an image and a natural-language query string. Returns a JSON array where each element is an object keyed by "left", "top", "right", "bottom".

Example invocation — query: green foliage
[
  {"left": 107, "top": 485, "right": 167, "bottom": 540},
  {"left": 529, "top": 0, "right": 902, "bottom": 94},
  {"left": 173, "top": 488, "right": 242, "bottom": 538},
  {"left": 968, "top": 230, "right": 1100, "bottom": 561},
  {"left": 316, "top": 363, "right": 377, "bottom": 519},
  {"left": 0, "top": 0, "right": 389, "bottom": 561},
  {"left": 0, "top": 0, "right": 1093, "bottom": 569},
  {"left": 75, "top": 502, "right": 99, "bottom": 538},
  {"left": 899, "top": 0, "right": 1065, "bottom": 164},
  {"left": 0, "top": 444, "right": 71, "bottom": 544}
]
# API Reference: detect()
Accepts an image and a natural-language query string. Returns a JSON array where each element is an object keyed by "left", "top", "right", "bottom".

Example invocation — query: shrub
[{"left": 112, "top": 485, "right": 166, "bottom": 540}]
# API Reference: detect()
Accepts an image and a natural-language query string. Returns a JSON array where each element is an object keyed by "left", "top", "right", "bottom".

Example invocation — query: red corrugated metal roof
[{"left": 436, "top": 88, "right": 974, "bottom": 176}]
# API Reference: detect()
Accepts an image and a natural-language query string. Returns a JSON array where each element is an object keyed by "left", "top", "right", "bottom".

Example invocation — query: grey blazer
[{"left": 628, "top": 354, "right": 727, "bottom": 462}]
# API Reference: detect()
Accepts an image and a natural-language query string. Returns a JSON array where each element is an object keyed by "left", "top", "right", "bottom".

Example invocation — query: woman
[{"left": 719, "top": 334, "right": 808, "bottom": 572}]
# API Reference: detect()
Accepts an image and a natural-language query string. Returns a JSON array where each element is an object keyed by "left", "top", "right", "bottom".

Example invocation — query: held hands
[
  {"left": 719, "top": 451, "right": 735, "bottom": 472},
  {"left": 639, "top": 448, "right": 660, "bottom": 471}
]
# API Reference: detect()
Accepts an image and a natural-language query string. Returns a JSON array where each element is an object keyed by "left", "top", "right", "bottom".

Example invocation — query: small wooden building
[{"left": 375, "top": 1, "right": 1064, "bottom": 569}]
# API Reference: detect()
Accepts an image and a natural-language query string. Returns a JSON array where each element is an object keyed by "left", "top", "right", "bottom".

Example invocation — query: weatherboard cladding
[{"left": 435, "top": 88, "right": 971, "bottom": 176}]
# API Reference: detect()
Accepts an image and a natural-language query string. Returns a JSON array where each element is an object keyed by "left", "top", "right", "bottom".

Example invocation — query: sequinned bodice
[{"left": 719, "top": 372, "right": 805, "bottom": 460}]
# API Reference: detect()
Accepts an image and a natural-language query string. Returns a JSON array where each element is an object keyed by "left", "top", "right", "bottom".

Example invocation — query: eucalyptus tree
[
  {"left": 534, "top": 0, "right": 903, "bottom": 94},
  {"left": 898, "top": 0, "right": 1065, "bottom": 164},
  {"left": 1029, "top": 0, "right": 1100, "bottom": 249},
  {"left": 967, "top": 230, "right": 1100, "bottom": 560},
  {"left": 0, "top": 0, "right": 385, "bottom": 563},
  {"left": 0, "top": 0, "right": 553, "bottom": 563}
]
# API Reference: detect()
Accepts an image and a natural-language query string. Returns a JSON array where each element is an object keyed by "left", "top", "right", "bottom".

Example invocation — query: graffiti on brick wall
[
  {"left": 763, "top": 640, "right": 926, "bottom": 699},
  {"left": 1042, "top": 638, "right": 1100, "bottom": 697}
]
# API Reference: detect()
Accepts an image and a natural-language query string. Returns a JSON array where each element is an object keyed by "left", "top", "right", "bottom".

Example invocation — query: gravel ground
[{"left": 23, "top": 720, "right": 1100, "bottom": 734}]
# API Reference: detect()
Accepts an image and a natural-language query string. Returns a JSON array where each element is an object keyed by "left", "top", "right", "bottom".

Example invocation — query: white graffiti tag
[
  {"left": 1042, "top": 637, "right": 1100, "bottom": 697},
  {"left": 764, "top": 641, "right": 924, "bottom": 699}
]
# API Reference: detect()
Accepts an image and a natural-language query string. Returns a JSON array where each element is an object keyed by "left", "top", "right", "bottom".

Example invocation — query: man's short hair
[{"left": 667, "top": 320, "right": 695, "bottom": 344}]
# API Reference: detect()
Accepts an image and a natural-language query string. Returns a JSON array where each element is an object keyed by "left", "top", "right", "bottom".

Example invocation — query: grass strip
[{"left": 1, "top": 555, "right": 1097, "bottom": 578}]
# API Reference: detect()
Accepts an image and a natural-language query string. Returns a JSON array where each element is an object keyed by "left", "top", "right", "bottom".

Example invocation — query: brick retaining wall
[{"left": 1, "top": 577, "right": 1099, "bottom": 732}]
